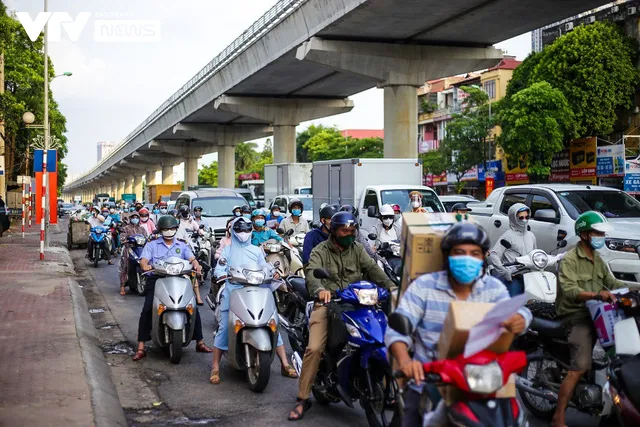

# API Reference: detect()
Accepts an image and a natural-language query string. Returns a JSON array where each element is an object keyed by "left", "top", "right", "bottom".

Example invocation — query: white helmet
[{"left": 379, "top": 204, "right": 394, "bottom": 217}]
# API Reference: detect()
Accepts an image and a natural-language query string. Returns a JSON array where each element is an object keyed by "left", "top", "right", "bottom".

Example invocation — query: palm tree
[{"left": 235, "top": 142, "right": 259, "bottom": 171}]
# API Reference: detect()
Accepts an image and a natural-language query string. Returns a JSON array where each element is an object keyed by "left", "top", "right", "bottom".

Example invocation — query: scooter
[
  {"left": 368, "top": 233, "right": 402, "bottom": 287},
  {"left": 88, "top": 226, "right": 111, "bottom": 268},
  {"left": 148, "top": 257, "right": 197, "bottom": 364},
  {"left": 125, "top": 233, "right": 147, "bottom": 295},
  {"left": 212, "top": 262, "right": 280, "bottom": 392}
]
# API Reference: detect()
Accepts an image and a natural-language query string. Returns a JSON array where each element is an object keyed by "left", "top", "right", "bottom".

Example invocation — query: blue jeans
[
  {"left": 213, "top": 282, "right": 283, "bottom": 351},
  {"left": 505, "top": 276, "right": 524, "bottom": 297}
]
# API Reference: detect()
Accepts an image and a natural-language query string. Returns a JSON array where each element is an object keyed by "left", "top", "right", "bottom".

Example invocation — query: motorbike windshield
[
  {"left": 556, "top": 190, "right": 640, "bottom": 219},
  {"left": 192, "top": 197, "right": 248, "bottom": 217}
]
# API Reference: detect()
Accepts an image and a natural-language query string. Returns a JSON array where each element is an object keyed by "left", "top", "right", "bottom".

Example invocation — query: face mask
[
  {"left": 336, "top": 235, "right": 356, "bottom": 247},
  {"left": 109, "top": 209, "right": 115, "bottom": 214},
  {"left": 153, "top": 209, "right": 160, "bottom": 214},
  {"left": 292, "top": 209, "right": 302, "bottom": 216},
  {"left": 322, "top": 220, "right": 331, "bottom": 231},
  {"left": 194, "top": 212, "right": 201, "bottom": 218},
  {"left": 272, "top": 211, "right": 280, "bottom": 217},
  {"left": 141, "top": 216, "right": 149, "bottom": 222},
  {"left": 254, "top": 219, "right": 265, "bottom": 227},
  {"left": 234, "top": 211, "right": 241, "bottom": 217},
  {"left": 382, "top": 219, "right": 393, "bottom": 227},
  {"left": 130, "top": 218, "right": 140, "bottom": 225},
  {"left": 411, "top": 201, "right": 421, "bottom": 208},
  {"left": 237, "top": 232, "right": 252, "bottom": 242},
  {"left": 590, "top": 236, "right": 605, "bottom": 250},
  {"left": 181, "top": 212, "right": 189, "bottom": 218},
  {"left": 162, "top": 229, "right": 177, "bottom": 239},
  {"left": 160, "top": 208, "right": 167, "bottom": 214},
  {"left": 448, "top": 255, "right": 484, "bottom": 285},
  {"left": 243, "top": 214, "right": 251, "bottom": 219}
]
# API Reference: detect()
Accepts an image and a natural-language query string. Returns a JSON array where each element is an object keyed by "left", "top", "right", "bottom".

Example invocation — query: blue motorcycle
[
  {"left": 288, "top": 268, "right": 400, "bottom": 427},
  {"left": 89, "top": 226, "right": 110, "bottom": 268},
  {"left": 126, "top": 234, "right": 147, "bottom": 295}
]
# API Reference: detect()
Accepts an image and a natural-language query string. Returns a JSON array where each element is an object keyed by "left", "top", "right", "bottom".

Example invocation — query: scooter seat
[
  {"left": 530, "top": 317, "right": 566, "bottom": 339},
  {"left": 619, "top": 355, "right": 640, "bottom": 410},
  {"left": 289, "top": 277, "right": 312, "bottom": 302}
]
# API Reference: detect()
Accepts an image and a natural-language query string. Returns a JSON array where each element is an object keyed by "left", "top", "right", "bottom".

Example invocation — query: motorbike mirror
[
  {"left": 276, "top": 227, "right": 285, "bottom": 234},
  {"left": 368, "top": 233, "right": 378, "bottom": 241},
  {"left": 313, "top": 268, "right": 331, "bottom": 279},
  {"left": 557, "top": 240, "right": 568, "bottom": 249},
  {"left": 380, "top": 242, "right": 390, "bottom": 250},
  {"left": 367, "top": 206, "right": 377, "bottom": 218},
  {"left": 388, "top": 313, "right": 412, "bottom": 336},
  {"left": 286, "top": 229, "right": 295, "bottom": 237},
  {"left": 500, "top": 239, "right": 512, "bottom": 249},
  {"left": 199, "top": 224, "right": 205, "bottom": 229}
]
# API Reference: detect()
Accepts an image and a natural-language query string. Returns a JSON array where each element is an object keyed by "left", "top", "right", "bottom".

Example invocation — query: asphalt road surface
[{"left": 64, "top": 218, "right": 598, "bottom": 427}]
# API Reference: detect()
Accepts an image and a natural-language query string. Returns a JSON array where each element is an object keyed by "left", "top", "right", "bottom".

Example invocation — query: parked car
[
  {"left": 175, "top": 189, "right": 248, "bottom": 241},
  {"left": 467, "top": 184, "right": 640, "bottom": 285},
  {"left": 269, "top": 194, "right": 313, "bottom": 223},
  {"left": 59, "top": 203, "right": 75, "bottom": 216},
  {"left": 439, "top": 195, "right": 480, "bottom": 212}
]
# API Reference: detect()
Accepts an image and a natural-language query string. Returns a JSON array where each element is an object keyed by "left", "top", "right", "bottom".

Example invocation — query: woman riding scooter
[{"left": 372, "top": 204, "right": 402, "bottom": 249}]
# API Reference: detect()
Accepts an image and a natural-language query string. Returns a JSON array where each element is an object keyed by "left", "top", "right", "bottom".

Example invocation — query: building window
[{"left": 483, "top": 80, "right": 496, "bottom": 100}]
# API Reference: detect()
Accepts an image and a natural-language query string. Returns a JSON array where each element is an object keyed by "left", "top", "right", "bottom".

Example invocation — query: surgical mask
[
  {"left": 411, "top": 201, "right": 421, "bottom": 208},
  {"left": 234, "top": 211, "right": 241, "bottom": 217},
  {"left": 141, "top": 216, "right": 149, "bottom": 222},
  {"left": 448, "top": 255, "right": 484, "bottom": 285},
  {"left": 243, "top": 214, "right": 251, "bottom": 219},
  {"left": 590, "top": 236, "right": 605, "bottom": 250},
  {"left": 153, "top": 209, "right": 160, "bottom": 214},
  {"left": 382, "top": 218, "right": 393, "bottom": 227},
  {"left": 292, "top": 209, "right": 302, "bottom": 216},
  {"left": 162, "top": 229, "right": 177, "bottom": 239},
  {"left": 130, "top": 218, "right": 140, "bottom": 225},
  {"left": 181, "top": 212, "right": 189, "bottom": 218},
  {"left": 237, "top": 232, "right": 252, "bottom": 242},
  {"left": 254, "top": 219, "right": 265, "bottom": 227},
  {"left": 109, "top": 209, "right": 115, "bottom": 214},
  {"left": 272, "top": 211, "right": 280, "bottom": 217},
  {"left": 160, "top": 208, "right": 167, "bottom": 214},
  {"left": 336, "top": 235, "right": 356, "bottom": 247}
]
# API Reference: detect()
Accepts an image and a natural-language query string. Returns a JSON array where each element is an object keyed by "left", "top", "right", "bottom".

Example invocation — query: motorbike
[
  {"left": 89, "top": 226, "right": 112, "bottom": 268},
  {"left": 388, "top": 313, "right": 531, "bottom": 426},
  {"left": 191, "top": 225, "right": 213, "bottom": 280},
  {"left": 211, "top": 262, "right": 280, "bottom": 392},
  {"left": 147, "top": 257, "right": 197, "bottom": 364},
  {"left": 276, "top": 274, "right": 311, "bottom": 355},
  {"left": 368, "top": 233, "right": 402, "bottom": 287},
  {"left": 284, "top": 268, "right": 400, "bottom": 427},
  {"left": 125, "top": 233, "right": 148, "bottom": 295}
]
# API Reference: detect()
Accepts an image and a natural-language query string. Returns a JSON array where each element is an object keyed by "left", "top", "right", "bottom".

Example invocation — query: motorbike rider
[
  {"left": 372, "top": 204, "right": 402, "bottom": 248},
  {"left": 118, "top": 211, "right": 148, "bottom": 296},
  {"left": 177, "top": 205, "right": 201, "bottom": 239},
  {"left": 281, "top": 199, "right": 309, "bottom": 235},
  {"left": 193, "top": 206, "right": 204, "bottom": 224},
  {"left": 250, "top": 209, "right": 282, "bottom": 246},
  {"left": 134, "top": 202, "right": 143, "bottom": 212},
  {"left": 301, "top": 204, "right": 337, "bottom": 265},
  {"left": 409, "top": 191, "right": 428, "bottom": 213},
  {"left": 552, "top": 211, "right": 625, "bottom": 427},
  {"left": 265, "top": 205, "right": 284, "bottom": 229},
  {"left": 450, "top": 203, "right": 472, "bottom": 216},
  {"left": 288, "top": 211, "right": 394, "bottom": 421},
  {"left": 338, "top": 205, "right": 377, "bottom": 259},
  {"left": 241, "top": 205, "right": 252, "bottom": 219},
  {"left": 232, "top": 206, "right": 242, "bottom": 217},
  {"left": 488, "top": 203, "right": 537, "bottom": 296},
  {"left": 210, "top": 217, "right": 298, "bottom": 384},
  {"left": 86, "top": 207, "right": 113, "bottom": 265},
  {"left": 132, "top": 215, "right": 213, "bottom": 361},
  {"left": 158, "top": 201, "right": 168, "bottom": 215},
  {"left": 214, "top": 218, "right": 234, "bottom": 260},
  {"left": 385, "top": 222, "right": 532, "bottom": 427},
  {"left": 138, "top": 208, "right": 157, "bottom": 236}
]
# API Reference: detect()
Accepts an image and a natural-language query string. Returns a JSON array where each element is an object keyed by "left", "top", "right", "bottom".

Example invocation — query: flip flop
[
  {"left": 120, "top": 287, "right": 126, "bottom": 296},
  {"left": 209, "top": 370, "right": 220, "bottom": 384}
]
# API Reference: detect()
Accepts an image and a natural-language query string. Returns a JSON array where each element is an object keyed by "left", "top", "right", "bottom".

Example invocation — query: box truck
[
  {"left": 264, "top": 163, "right": 312, "bottom": 207},
  {"left": 146, "top": 184, "right": 183, "bottom": 204}
]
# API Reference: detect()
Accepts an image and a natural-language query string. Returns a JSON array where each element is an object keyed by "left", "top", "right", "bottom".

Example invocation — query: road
[{"left": 64, "top": 218, "right": 598, "bottom": 427}]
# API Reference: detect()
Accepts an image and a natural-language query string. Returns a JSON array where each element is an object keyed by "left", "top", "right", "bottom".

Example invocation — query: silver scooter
[
  {"left": 149, "top": 257, "right": 197, "bottom": 364},
  {"left": 213, "top": 261, "right": 279, "bottom": 392}
]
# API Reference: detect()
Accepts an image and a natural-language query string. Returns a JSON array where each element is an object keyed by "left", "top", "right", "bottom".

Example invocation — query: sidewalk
[{"left": 0, "top": 224, "right": 126, "bottom": 427}]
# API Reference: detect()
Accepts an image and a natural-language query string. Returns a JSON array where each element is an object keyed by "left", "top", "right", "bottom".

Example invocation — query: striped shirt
[{"left": 384, "top": 270, "right": 532, "bottom": 363}]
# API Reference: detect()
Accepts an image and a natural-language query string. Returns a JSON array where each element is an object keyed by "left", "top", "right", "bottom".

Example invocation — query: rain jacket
[
  {"left": 305, "top": 236, "right": 394, "bottom": 297},
  {"left": 489, "top": 203, "right": 537, "bottom": 281},
  {"left": 214, "top": 218, "right": 271, "bottom": 278}
]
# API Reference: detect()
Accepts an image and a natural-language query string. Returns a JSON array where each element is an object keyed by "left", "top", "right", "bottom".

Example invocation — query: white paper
[{"left": 463, "top": 294, "right": 528, "bottom": 358}]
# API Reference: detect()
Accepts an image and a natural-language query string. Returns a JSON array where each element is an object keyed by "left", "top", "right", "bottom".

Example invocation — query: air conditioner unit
[
  {"left": 587, "top": 16, "right": 596, "bottom": 23},
  {"left": 565, "top": 22, "right": 574, "bottom": 31},
  {"left": 629, "top": 6, "right": 637, "bottom": 15},
  {"left": 612, "top": 5, "right": 619, "bottom": 13}
]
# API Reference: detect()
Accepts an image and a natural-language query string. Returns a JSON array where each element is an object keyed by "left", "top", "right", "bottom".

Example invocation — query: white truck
[
  {"left": 311, "top": 158, "right": 444, "bottom": 234},
  {"left": 264, "top": 163, "right": 312, "bottom": 208}
]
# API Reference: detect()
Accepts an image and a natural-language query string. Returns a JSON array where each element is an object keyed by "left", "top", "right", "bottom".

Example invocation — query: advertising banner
[
  {"left": 33, "top": 149, "right": 58, "bottom": 224},
  {"left": 550, "top": 149, "right": 570, "bottom": 182},
  {"left": 624, "top": 158, "right": 640, "bottom": 195},
  {"left": 596, "top": 145, "right": 625, "bottom": 177},
  {"left": 570, "top": 137, "right": 597, "bottom": 181},
  {"left": 504, "top": 156, "right": 529, "bottom": 185}
]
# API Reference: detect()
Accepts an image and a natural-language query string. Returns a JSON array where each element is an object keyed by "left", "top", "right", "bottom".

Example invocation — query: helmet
[
  {"left": 289, "top": 198, "right": 304, "bottom": 212},
  {"left": 339, "top": 204, "right": 359, "bottom": 219},
  {"left": 251, "top": 208, "right": 265, "bottom": 218},
  {"left": 233, "top": 217, "right": 253, "bottom": 233},
  {"left": 330, "top": 212, "right": 358, "bottom": 234},
  {"left": 575, "top": 211, "right": 613, "bottom": 235},
  {"left": 319, "top": 205, "right": 337, "bottom": 220},
  {"left": 178, "top": 205, "right": 190, "bottom": 215},
  {"left": 129, "top": 211, "right": 140, "bottom": 218},
  {"left": 139, "top": 207, "right": 150, "bottom": 216},
  {"left": 168, "top": 209, "right": 179, "bottom": 217},
  {"left": 451, "top": 203, "right": 471, "bottom": 213},
  {"left": 392, "top": 204, "right": 402, "bottom": 213},
  {"left": 441, "top": 223, "right": 490, "bottom": 254},
  {"left": 193, "top": 206, "right": 203, "bottom": 212},
  {"left": 157, "top": 215, "right": 179, "bottom": 230},
  {"left": 379, "top": 204, "right": 394, "bottom": 217},
  {"left": 92, "top": 205, "right": 100, "bottom": 212},
  {"left": 271, "top": 204, "right": 281, "bottom": 212},
  {"left": 241, "top": 205, "right": 252, "bottom": 214},
  {"left": 158, "top": 201, "right": 168, "bottom": 207}
]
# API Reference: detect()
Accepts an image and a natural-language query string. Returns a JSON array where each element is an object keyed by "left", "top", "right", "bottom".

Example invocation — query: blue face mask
[
  {"left": 254, "top": 219, "right": 265, "bottom": 227},
  {"left": 590, "top": 236, "right": 605, "bottom": 250},
  {"left": 234, "top": 211, "right": 241, "bottom": 217},
  {"left": 153, "top": 209, "right": 160, "bottom": 214},
  {"left": 130, "top": 218, "right": 140, "bottom": 225},
  {"left": 448, "top": 255, "right": 484, "bottom": 285},
  {"left": 243, "top": 214, "right": 251, "bottom": 219},
  {"left": 292, "top": 209, "right": 302, "bottom": 216}
]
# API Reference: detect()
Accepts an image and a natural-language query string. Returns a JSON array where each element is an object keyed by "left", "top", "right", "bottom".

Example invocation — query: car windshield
[
  {"left": 193, "top": 197, "right": 247, "bottom": 217},
  {"left": 239, "top": 191, "right": 255, "bottom": 205},
  {"left": 299, "top": 198, "right": 313, "bottom": 211},
  {"left": 557, "top": 190, "right": 640, "bottom": 219},
  {"left": 298, "top": 188, "right": 312, "bottom": 195},
  {"left": 381, "top": 189, "right": 445, "bottom": 213}
]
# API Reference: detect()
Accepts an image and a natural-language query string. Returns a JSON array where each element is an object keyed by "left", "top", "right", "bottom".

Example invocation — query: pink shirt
[{"left": 139, "top": 218, "right": 156, "bottom": 235}]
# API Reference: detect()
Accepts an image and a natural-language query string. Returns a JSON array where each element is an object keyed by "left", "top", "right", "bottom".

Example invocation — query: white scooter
[{"left": 148, "top": 257, "right": 197, "bottom": 364}]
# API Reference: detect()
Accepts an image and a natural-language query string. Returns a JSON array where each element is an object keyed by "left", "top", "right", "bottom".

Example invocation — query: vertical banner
[
  {"left": 624, "top": 158, "right": 640, "bottom": 195},
  {"left": 33, "top": 149, "right": 58, "bottom": 224},
  {"left": 596, "top": 144, "right": 625, "bottom": 177},
  {"left": 550, "top": 149, "right": 570, "bottom": 182},
  {"left": 569, "top": 137, "right": 597, "bottom": 184},
  {"left": 504, "top": 156, "right": 529, "bottom": 185},
  {"left": 486, "top": 176, "right": 495, "bottom": 198}
]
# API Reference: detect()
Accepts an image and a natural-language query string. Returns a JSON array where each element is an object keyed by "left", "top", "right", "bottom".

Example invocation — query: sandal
[
  {"left": 209, "top": 370, "right": 220, "bottom": 385},
  {"left": 281, "top": 365, "right": 298, "bottom": 378},
  {"left": 196, "top": 342, "right": 213, "bottom": 353},
  {"left": 132, "top": 349, "right": 146, "bottom": 361},
  {"left": 120, "top": 286, "right": 126, "bottom": 296},
  {"left": 288, "top": 398, "right": 311, "bottom": 421}
]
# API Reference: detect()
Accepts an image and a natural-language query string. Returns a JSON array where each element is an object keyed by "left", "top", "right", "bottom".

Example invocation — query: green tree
[
  {"left": 234, "top": 141, "right": 259, "bottom": 171},
  {"left": 303, "top": 127, "right": 345, "bottom": 161},
  {"left": 343, "top": 136, "right": 383, "bottom": 158},
  {"left": 498, "top": 81, "right": 575, "bottom": 182},
  {"left": 198, "top": 161, "right": 218, "bottom": 186},
  {"left": 296, "top": 124, "right": 328, "bottom": 162}
]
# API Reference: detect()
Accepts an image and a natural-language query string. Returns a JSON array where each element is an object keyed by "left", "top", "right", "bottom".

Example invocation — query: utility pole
[
  {"left": 0, "top": 52, "right": 5, "bottom": 201},
  {"left": 42, "top": 0, "right": 50, "bottom": 253}
]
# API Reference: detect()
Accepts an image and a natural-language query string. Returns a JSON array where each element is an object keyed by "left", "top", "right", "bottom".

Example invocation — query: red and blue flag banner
[{"left": 34, "top": 149, "right": 58, "bottom": 224}]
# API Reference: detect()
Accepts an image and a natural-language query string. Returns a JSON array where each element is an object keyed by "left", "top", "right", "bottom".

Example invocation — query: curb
[{"left": 69, "top": 277, "right": 128, "bottom": 427}]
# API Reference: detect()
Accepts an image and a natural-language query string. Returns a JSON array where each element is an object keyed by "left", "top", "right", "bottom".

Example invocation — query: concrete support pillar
[
  {"left": 273, "top": 125, "right": 296, "bottom": 164},
  {"left": 384, "top": 85, "right": 419, "bottom": 158},
  {"left": 218, "top": 145, "right": 236, "bottom": 189},
  {"left": 184, "top": 157, "right": 199, "bottom": 190},
  {"left": 145, "top": 169, "right": 157, "bottom": 186},
  {"left": 124, "top": 177, "right": 133, "bottom": 195},
  {"left": 162, "top": 165, "right": 174, "bottom": 185},
  {"left": 133, "top": 174, "right": 143, "bottom": 202},
  {"left": 118, "top": 181, "right": 125, "bottom": 200}
]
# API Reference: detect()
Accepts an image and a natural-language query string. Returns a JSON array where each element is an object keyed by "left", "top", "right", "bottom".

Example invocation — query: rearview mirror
[
  {"left": 286, "top": 229, "right": 295, "bottom": 237},
  {"left": 368, "top": 233, "right": 378, "bottom": 241},
  {"left": 500, "top": 239, "right": 512, "bottom": 249},
  {"left": 534, "top": 209, "right": 558, "bottom": 223},
  {"left": 276, "top": 227, "right": 285, "bottom": 234},
  {"left": 557, "top": 240, "right": 568, "bottom": 249},
  {"left": 367, "top": 206, "right": 377, "bottom": 218},
  {"left": 199, "top": 224, "right": 205, "bottom": 229},
  {"left": 313, "top": 268, "right": 331, "bottom": 279},
  {"left": 388, "top": 313, "right": 412, "bottom": 336}
]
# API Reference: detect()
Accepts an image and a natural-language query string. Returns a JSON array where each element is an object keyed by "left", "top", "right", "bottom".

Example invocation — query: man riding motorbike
[
  {"left": 372, "top": 204, "right": 402, "bottom": 249},
  {"left": 385, "top": 222, "right": 532, "bottom": 427},
  {"left": 552, "top": 211, "right": 625, "bottom": 427},
  {"left": 118, "top": 211, "right": 148, "bottom": 295},
  {"left": 250, "top": 209, "right": 282, "bottom": 246},
  {"left": 193, "top": 206, "right": 204, "bottom": 224},
  {"left": 338, "top": 205, "right": 377, "bottom": 259},
  {"left": 177, "top": 205, "right": 201, "bottom": 241},
  {"left": 287, "top": 211, "right": 394, "bottom": 421},
  {"left": 281, "top": 199, "right": 309, "bottom": 235},
  {"left": 266, "top": 205, "right": 284, "bottom": 229},
  {"left": 241, "top": 205, "right": 252, "bottom": 219},
  {"left": 210, "top": 217, "right": 298, "bottom": 384},
  {"left": 132, "top": 215, "right": 213, "bottom": 361},
  {"left": 301, "top": 204, "right": 337, "bottom": 265},
  {"left": 488, "top": 203, "right": 537, "bottom": 296},
  {"left": 450, "top": 203, "right": 472, "bottom": 216}
]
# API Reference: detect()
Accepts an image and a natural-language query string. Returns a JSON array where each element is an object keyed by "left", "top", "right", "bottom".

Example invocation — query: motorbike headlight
[
  {"left": 531, "top": 251, "right": 548, "bottom": 269},
  {"left": 243, "top": 270, "right": 265, "bottom": 285},
  {"left": 354, "top": 288, "right": 379, "bottom": 306},
  {"left": 95, "top": 228, "right": 103, "bottom": 234},
  {"left": 606, "top": 238, "right": 640, "bottom": 253},
  {"left": 345, "top": 323, "right": 362, "bottom": 338},
  {"left": 165, "top": 263, "right": 184, "bottom": 275},
  {"left": 391, "top": 245, "right": 401, "bottom": 257},
  {"left": 135, "top": 236, "right": 146, "bottom": 246},
  {"left": 464, "top": 362, "right": 503, "bottom": 394},
  {"left": 269, "top": 244, "right": 282, "bottom": 253}
]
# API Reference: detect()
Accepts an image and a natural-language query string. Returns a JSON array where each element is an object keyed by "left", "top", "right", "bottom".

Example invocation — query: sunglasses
[
  {"left": 381, "top": 216, "right": 394, "bottom": 220},
  {"left": 517, "top": 215, "right": 530, "bottom": 220}
]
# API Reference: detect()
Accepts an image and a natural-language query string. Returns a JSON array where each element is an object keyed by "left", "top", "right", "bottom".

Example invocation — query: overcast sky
[{"left": 6, "top": 0, "right": 532, "bottom": 180}]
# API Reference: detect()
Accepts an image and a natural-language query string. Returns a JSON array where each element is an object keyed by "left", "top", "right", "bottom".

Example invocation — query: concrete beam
[
  {"left": 131, "top": 152, "right": 178, "bottom": 166},
  {"left": 146, "top": 140, "right": 216, "bottom": 158},
  {"left": 172, "top": 123, "right": 272, "bottom": 145},
  {"left": 120, "top": 160, "right": 150, "bottom": 170},
  {"left": 296, "top": 37, "right": 504, "bottom": 87}
]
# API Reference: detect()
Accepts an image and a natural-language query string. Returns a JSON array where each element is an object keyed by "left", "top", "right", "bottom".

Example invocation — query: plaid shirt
[{"left": 384, "top": 270, "right": 532, "bottom": 363}]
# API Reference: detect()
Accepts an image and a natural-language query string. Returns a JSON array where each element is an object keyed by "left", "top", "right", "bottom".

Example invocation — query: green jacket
[
  {"left": 305, "top": 236, "right": 393, "bottom": 296},
  {"left": 556, "top": 243, "right": 625, "bottom": 320}
]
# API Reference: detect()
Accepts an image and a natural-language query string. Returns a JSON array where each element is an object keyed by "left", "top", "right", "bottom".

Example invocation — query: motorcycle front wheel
[
  {"left": 93, "top": 246, "right": 99, "bottom": 268},
  {"left": 168, "top": 329, "right": 183, "bottom": 364},
  {"left": 136, "top": 273, "right": 146, "bottom": 296},
  {"left": 360, "top": 366, "right": 402, "bottom": 427},
  {"left": 246, "top": 346, "right": 271, "bottom": 393}
]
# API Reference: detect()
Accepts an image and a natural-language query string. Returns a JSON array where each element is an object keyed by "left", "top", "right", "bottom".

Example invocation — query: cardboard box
[{"left": 586, "top": 288, "right": 628, "bottom": 348}]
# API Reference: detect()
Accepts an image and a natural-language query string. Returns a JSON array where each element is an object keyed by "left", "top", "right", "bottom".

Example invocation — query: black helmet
[
  {"left": 440, "top": 223, "right": 490, "bottom": 255},
  {"left": 451, "top": 203, "right": 471, "bottom": 213},
  {"left": 241, "top": 205, "right": 252, "bottom": 214},
  {"left": 232, "top": 218, "right": 253, "bottom": 233},
  {"left": 168, "top": 209, "right": 179, "bottom": 218},
  {"left": 330, "top": 211, "right": 358, "bottom": 234},
  {"left": 289, "top": 198, "right": 304, "bottom": 212},
  {"left": 319, "top": 205, "right": 337, "bottom": 220},
  {"left": 178, "top": 205, "right": 190, "bottom": 218},
  {"left": 339, "top": 204, "right": 359, "bottom": 219},
  {"left": 193, "top": 206, "right": 203, "bottom": 212},
  {"left": 157, "top": 215, "right": 179, "bottom": 230}
]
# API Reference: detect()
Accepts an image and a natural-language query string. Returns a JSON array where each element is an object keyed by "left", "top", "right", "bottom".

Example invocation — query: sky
[{"left": 6, "top": 0, "right": 532, "bottom": 182}]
